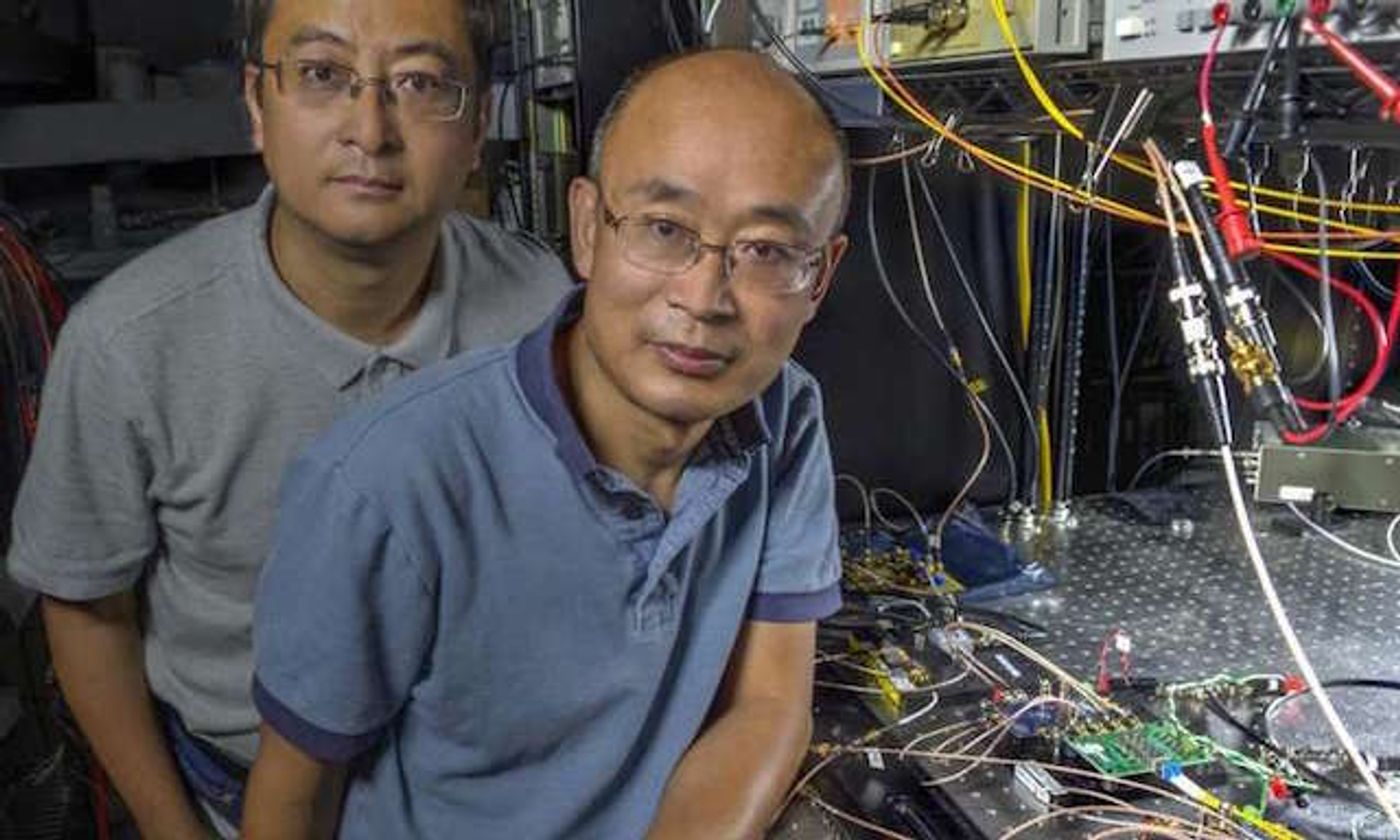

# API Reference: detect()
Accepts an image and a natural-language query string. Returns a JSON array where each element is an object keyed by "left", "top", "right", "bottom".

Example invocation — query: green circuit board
[{"left": 1064, "top": 720, "right": 1215, "bottom": 778}]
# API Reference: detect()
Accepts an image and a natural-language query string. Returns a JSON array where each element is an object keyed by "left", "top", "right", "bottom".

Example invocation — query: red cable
[
  {"left": 1302, "top": 16, "right": 1400, "bottom": 122},
  {"left": 1200, "top": 6, "right": 1262, "bottom": 260},
  {"left": 0, "top": 224, "right": 66, "bottom": 348},
  {"left": 1270, "top": 253, "right": 1399, "bottom": 444},
  {"left": 91, "top": 762, "right": 111, "bottom": 840},
  {"left": 1276, "top": 252, "right": 1393, "bottom": 410}
]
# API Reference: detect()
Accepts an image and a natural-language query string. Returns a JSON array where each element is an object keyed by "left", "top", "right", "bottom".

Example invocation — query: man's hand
[
  {"left": 646, "top": 621, "right": 817, "bottom": 840},
  {"left": 42, "top": 593, "right": 209, "bottom": 840},
  {"left": 242, "top": 723, "right": 346, "bottom": 840}
]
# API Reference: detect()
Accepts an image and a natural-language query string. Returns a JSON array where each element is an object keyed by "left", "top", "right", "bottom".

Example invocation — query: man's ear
[
  {"left": 803, "top": 234, "right": 848, "bottom": 322},
  {"left": 243, "top": 64, "right": 266, "bottom": 152},
  {"left": 568, "top": 177, "right": 601, "bottom": 282}
]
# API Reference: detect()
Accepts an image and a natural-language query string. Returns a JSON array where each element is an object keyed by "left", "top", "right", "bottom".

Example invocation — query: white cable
[
  {"left": 1285, "top": 503, "right": 1400, "bottom": 570},
  {"left": 952, "top": 621, "right": 1121, "bottom": 714},
  {"left": 703, "top": 0, "right": 726, "bottom": 34},
  {"left": 900, "top": 159, "right": 955, "bottom": 341},
  {"left": 899, "top": 158, "right": 995, "bottom": 526},
  {"left": 912, "top": 165, "right": 1041, "bottom": 486},
  {"left": 874, "top": 596, "right": 933, "bottom": 621},
  {"left": 866, "top": 167, "right": 1020, "bottom": 507},
  {"left": 813, "top": 680, "right": 890, "bottom": 695},
  {"left": 1126, "top": 448, "right": 1224, "bottom": 491},
  {"left": 836, "top": 472, "right": 873, "bottom": 538},
  {"left": 893, "top": 691, "right": 942, "bottom": 728},
  {"left": 870, "top": 486, "right": 931, "bottom": 541},
  {"left": 1221, "top": 446, "right": 1400, "bottom": 832},
  {"left": 1388, "top": 515, "right": 1400, "bottom": 565}
]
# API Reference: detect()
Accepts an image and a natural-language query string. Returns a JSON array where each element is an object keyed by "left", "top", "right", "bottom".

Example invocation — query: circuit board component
[
  {"left": 841, "top": 539, "right": 964, "bottom": 596},
  {"left": 1064, "top": 720, "right": 1215, "bottom": 778},
  {"left": 847, "top": 635, "right": 935, "bottom": 717}
]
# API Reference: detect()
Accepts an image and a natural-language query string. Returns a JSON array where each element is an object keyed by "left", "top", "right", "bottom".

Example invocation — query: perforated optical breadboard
[{"left": 986, "top": 493, "right": 1400, "bottom": 684}]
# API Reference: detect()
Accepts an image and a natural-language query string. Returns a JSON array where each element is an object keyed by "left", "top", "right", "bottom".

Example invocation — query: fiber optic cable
[
  {"left": 983, "top": 0, "right": 1400, "bottom": 219},
  {"left": 856, "top": 16, "right": 1400, "bottom": 257}
]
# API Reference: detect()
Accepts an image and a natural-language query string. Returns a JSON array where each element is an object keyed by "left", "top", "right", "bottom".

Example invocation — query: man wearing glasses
[
  {"left": 6, "top": 1, "right": 569, "bottom": 837},
  {"left": 244, "top": 49, "right": 851, "bottom": 838}
]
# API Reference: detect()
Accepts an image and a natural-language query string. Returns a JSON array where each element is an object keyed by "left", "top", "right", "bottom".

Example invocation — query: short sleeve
[
  {"left": 252, "top": 454, "right": 435, "bottom": 764},
  {"left": 748, "top": 373, "right": 842, "bottom": 623},
  {"left": 7, "top": 316, "right": 159, "bottom": 600}
]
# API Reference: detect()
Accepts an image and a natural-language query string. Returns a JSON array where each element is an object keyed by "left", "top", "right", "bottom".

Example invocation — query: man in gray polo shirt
[
  {"left": 5, "top": 0, "right": 569, "bottom": 836},
  {"left": 244, "top": 49, "right": 851, "bottom": 838}
]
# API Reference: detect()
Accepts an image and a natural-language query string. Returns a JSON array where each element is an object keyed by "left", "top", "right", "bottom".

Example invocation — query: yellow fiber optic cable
[
  {"left": 1037, "top": 409, "right": 1053, "bottom": 512},
  {"left": 1261, "top": 242, "right": 1397, "bottom": 260},
  {"left": 986, "top": 0, "right": 1086, "bottom": 145},
  {"left": 985, "top": 0, "right": 1400, "bottom": 217},
  {"left": 856, "top": 29, "right": 1157, "bottom": 224},
  {"left": 855, "top": 20, "right": 1400, "bottom": 260}
]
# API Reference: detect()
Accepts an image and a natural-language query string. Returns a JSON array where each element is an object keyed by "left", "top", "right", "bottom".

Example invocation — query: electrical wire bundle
[
  {"left": 833, "top": 5, "right": 1398, "bottom": 528},
  {"left": 747, "top": 0, "right": 1398, "bottom": 509},
  {"left": 1167, "top": 674, "right": 1400, "bottom": 837},
  {"left": 0, "top": 209, "right": 66, "bottom": 544},
  {"left": 798, "top": 619, "right": 1324, "bottom": 839},
  {"left": 758, "top": 8, "right": 1400, "bottom": 834},
  {"left": 1190, "top": 0, "right": 1400, "bottom": 445}
]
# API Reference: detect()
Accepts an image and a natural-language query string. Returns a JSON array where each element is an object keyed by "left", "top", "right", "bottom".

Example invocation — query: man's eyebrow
[
  {"left": 619, "top": 179, "right": 816, "bottom": 239},
  {"left": 390, "top": 41, "right": 463, "bottom": 75},
  {"left": 284, "top": 30, "right": 463, "bottom": 75},
  {"left": 622, "top": 178, "right": 700, "bottom": 205},
  {"left": 744, "top": 204, "right": 813, "bottom": 239},
  {"left": 287, "top": 27, "right": 352, "bottom": 50}
]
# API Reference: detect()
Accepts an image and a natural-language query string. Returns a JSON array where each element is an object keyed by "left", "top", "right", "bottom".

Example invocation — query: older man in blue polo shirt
[{"left": 244, "top": 48, "right": 852, "bottom": 838}]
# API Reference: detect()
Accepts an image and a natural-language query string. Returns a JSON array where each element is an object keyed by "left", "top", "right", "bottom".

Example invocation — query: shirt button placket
[{"left": 362, "top": 355, "right": 393, "bottom": 397}]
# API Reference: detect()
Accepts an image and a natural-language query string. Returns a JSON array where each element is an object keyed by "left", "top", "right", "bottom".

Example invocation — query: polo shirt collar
[
  {"left": 249, "top": 186, "right": 459, "bottom": 390},
  {"left": 515, "top": 287, "right": 772, "bottom": 481}
]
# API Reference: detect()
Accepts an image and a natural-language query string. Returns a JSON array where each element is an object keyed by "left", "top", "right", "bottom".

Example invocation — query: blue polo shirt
[{"left": 252, "top": 290, "right": 842, "bottom": 838}]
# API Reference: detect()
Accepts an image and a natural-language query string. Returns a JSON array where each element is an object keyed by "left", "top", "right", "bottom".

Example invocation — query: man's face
[
  {"left": 245, "top": 0, "right": 487, "bottom": 249},
  {"left": 568, "top": 60, "right": 849, "bottom": 428}
]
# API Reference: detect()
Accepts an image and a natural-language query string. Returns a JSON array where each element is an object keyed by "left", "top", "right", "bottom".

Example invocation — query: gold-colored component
[
  {"left": 841, "top": 542, "right": 964, "bottom": 597},
  {"left": 1224, "top": 331, "right": 1277, "bottom": 393},
  {"left": 843, "top": 634, "right": 935, "bottom": 717},
  {"left": 934, "top": 0, "right": 971, "bottom": 33}
]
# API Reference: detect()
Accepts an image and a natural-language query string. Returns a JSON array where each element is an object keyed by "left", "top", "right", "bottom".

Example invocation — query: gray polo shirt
[
  {"left": 7, "top": 188, "right": 571, "bottom": 762},
  {"left": 253, "top": 290, "right": 842, "bottom": 838}
]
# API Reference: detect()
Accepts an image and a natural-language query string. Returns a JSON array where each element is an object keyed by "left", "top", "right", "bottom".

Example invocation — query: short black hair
[
  {"left": 237, "top": 0, "right": 496, "bottom": 90},
  {"left": 588, "top": 49, "right": 852, "bottom": 232}
]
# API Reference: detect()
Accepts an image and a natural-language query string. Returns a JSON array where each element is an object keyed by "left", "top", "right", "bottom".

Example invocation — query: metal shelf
[{"left": 0, "top": 98, "right": 255, "bottom": 171}]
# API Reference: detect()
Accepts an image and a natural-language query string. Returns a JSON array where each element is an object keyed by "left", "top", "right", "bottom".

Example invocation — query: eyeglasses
[
  {"left": 601, "top": 205, "right": 826, "bottom": 296},
  {"left": 257, "top": 57, "right": 472, "bottom": 123}
]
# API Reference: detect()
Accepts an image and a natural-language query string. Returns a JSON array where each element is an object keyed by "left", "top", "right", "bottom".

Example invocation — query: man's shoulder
[
  {"left": 443, "top": 212, "right": 558, "bottom": 266},
  {"left": 302, "top": 344, "right": 523, "bottom": 477},
  {"left": 442, "top": 213, "right": 572, "bottom": 292},
  {"left": 439, "top": 214, "right": 573, "bottom": 347},
  {"left": 759, "top": 361, "right": 825, "bottom": 444},
  {"left": 774, "top": 360, "right": 822, "bottom": 398},
  {"left": 64, "top": 204, "right": 258, "bottom": 349}
]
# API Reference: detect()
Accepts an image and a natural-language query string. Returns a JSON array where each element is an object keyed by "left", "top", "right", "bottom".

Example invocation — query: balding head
[
  {"left": 563, "top": 48, "right": 852, "bottom": 434},
  {"left": 589, "top": 50, "right": 850, "bottom": 234}
]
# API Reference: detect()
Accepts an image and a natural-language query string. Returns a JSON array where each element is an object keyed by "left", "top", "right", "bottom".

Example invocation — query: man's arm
[
  {"left": 246, "top": 445, "right": 435, "bottom": 838},
  {"left": 647, "top": 620, "right": 817, "bottom": 840},
  {"left": 42, "top": 593, "right": 208, "bottom": 840},
  {"left": 242, "top": 724, "right": 346, "bottom": 840}
]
